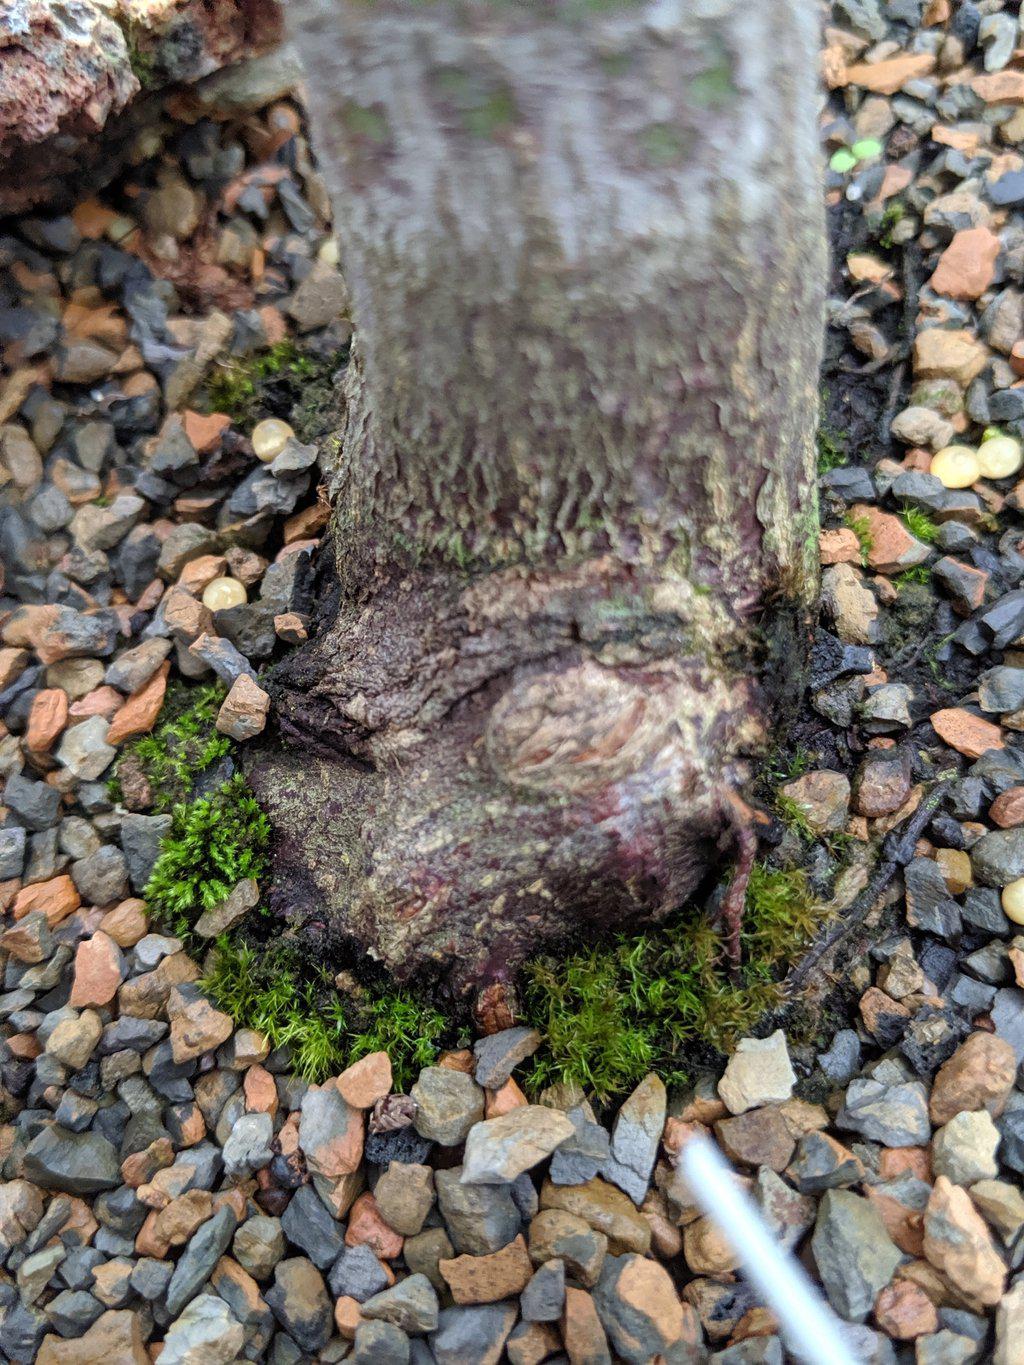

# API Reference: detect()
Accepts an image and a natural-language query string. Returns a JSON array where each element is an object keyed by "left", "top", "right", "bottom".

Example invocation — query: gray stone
[
  {"left": 71, "top": 844, "right": 128, "bottom": 906},
  {"left": 234, "top": 1214, "right": 285, "bottom": 1281},
  {"left": 599, "top": 1074, "right": 665, "bottom": 1205},
  {"left": 266, "top": 1257, "right": 333, "bottom": 1354},
  {"left": 23, "top": 1126, "right": 120, "bottom": 1193},
  {"left": 753, "top": 1168, "right": 816, "bottom": 1248},
  {"left": 287, "top": 259, "right": 349, "bottom": 331},
  {"left": 904, "top": 857, "right": 962, "bottom": 938},
  {"left": 222, "top": 1111, "right": 274, "bottom": 1179},
  {"left": 931, "top": 1110, "right": 1000, "bottom": 1185},
  {"left": 411, "top": 1067, "right": 484, "bottom": 1146},
  {"left": 270, "top": 438, "right": 318, "bottom": 478},
  {"left": 718, "top": 1031, "right": 796, "bottom": 1114},
  {"left": 193, "top": 876, "right": 259, "bottom": 938},
  {"left": 280, "top": 1183, "right": 345, "bottom": 1269},
  {"left": 971, "top": 828, "right": 1024, "bottom": 887},
  {"left": 329, "top": 1244, "right": 392, "bottom": 1302},
  {"left": 991, "top": 987, "right": 1024, "bottom": 1063},
  {"left": 120, "top": 813, "right": 173, "bottom": 891},
  {"left": 549, "top": 1104, "right": 611, "bottom": 1186},
  {"left": 461, "top": 1106, "right": 574, "bottom": 1184},
  {"left": 810, "top": 1190, "right": 903, "bottom": 1322},
  {"left": 44, "top": 1288, "right": 104, "bottom": 1336},
  {"left": 472, "top": 1027, "right": 542, "bottom": 1088},
  {"left": 837, "top": 1078, "right": 931, "bottom": 1147},
  {"left": 979, "top": 667, "right": 1024, "bottom": 715},
  {"left": 166, "top": 1204, "right": 238, "bottom": 1315},
  {"left": 373, "top": 1161, "right": 434, "bottom": 1237},
  {"left": 914, "top": 1331, "right": 977, "bottom": 1365},
  {"left": 403, "top": 1227, "right": 455, "bottom": 1294},
  {"left": 362, "top": 1274, "right": 440, "bottom": 1335},
  {"left": 521, "top": 1258, "right": 565, "bottom": 1322},
  {"left": 353, "top": 1320, "right": 411, "bottom": 1364},
  {"left": 818, "top": 1029, "right": 862, "bottom": 1085},
  {"left": 17, "top": 1242, "right": 64, "bottom": 1304},
  {"left": 105, "top": 638, "right": 173, "bottom": 693},
  {"left": 0, "top": 825, "right": 26, "bottom": 878},
  {"left": 160, "top": 1293, "right": 246, "bottom": 1365},
  {"left": 711, "top": 1341, "right": 784, "bottom": 1364},
  {"left": 130, "top": 1257, "right": 174, "bottom": 1301},
  {"left": 430, "top": 1303, "right": 518, "bottom": 1365},
  {"left": 0, "top": 1301, "right": 48, "bottom": 1363},
  {"left": 55, "top": 715, "right": 115, "bottom": 780},
  {"left": 434, "top": 1167, "right": 522, "bottom": 1254},
  {"left": 4, "top": 772, "right": 60, "bottom": 831}
]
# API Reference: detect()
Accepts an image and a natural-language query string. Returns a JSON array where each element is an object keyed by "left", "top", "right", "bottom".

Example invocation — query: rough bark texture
[{"left": 250, "top": 0, "right": 826, "bottom": 999}]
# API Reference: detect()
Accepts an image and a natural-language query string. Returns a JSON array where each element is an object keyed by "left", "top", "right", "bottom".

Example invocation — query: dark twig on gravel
[{"left": 786, "top": 774, "right": 955, "bottom": 993}]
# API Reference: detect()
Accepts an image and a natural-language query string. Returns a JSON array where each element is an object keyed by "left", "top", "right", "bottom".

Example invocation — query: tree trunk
[{"left": 249, "top": 0, "right": 826, "bottom": 1003}]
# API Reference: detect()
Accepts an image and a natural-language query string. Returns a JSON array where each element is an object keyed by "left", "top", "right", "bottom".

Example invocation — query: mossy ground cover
[
  {"left": 522, "top": 864, "right": 823, "bottom": 1102},
  {"left": 203, "top": 340, "right": 349, "bottom": 441},
  {"left": 117, "top": 677, "right": 827, "bottom": 1096},
  {"left": 108, "top": 681, "right": 231, "bottom": 812}
]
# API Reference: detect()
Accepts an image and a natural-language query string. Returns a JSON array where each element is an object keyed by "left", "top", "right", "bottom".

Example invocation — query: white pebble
[
  {"left": 251, "top": 418, "right": 294, "bottom": 463},
  {"left": 202, "top": 577, "right": 247, "bottom": 612},
  {"left": 1002, "top": 878, "right": 1024, "bottom": 926},
  {"left": 930, "top": 444, "right": 981, "bottom": 489},
  {"left": 318, "top": 237, "right": 340, "bottom": 267},
  {"left": 977, "top": 434, "right": 1023, "bottom": 480}
]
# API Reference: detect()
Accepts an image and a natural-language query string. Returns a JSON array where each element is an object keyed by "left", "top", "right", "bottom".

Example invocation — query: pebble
[
  {"left": 931, "top": 445, "right": 982, "bottom": 489},
  {"left": 411, "top": 1068, "right": 484, "bottom": 1147},
  {"left": 718, "top": 1031, "right": 796, "bottom": 1115},
  {"left": 923, "top": 1177, "right": 1006, "bottom": 1307},
  {"left": 811, "top": 1190, "right": 903, "bottom": 1322},
  {"left": 201, "top": 576, "right": 247, "bottom": 611},
  {"left": 252, "top": 419, "right": 295, "bottom": 463}
]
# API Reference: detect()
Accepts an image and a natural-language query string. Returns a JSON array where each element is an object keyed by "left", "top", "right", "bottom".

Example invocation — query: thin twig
[{"left": 786, "top": 775, "right": 954, "bottom": 993}]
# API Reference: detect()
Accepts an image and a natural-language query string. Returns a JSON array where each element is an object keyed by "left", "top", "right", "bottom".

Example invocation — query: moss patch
[
  {"left": 902, "top": 507, "right": 939, "bottom": 545},
  {"left": 200, "top": 936, "right": 451, "bottom": 1086},
  {"left": 204, "top": 340, "right": 346, "bottom": 438},
  {"left": 109, "top": 682, "right": 230, "bottom": 812},
  {"left": 522, "top": 865, "right": 824, "bottom": 1102},
  {"left": 145, "top": 774, "right": 271, "bottom": 940},
  {"left": 844, "top": 511, "right": 874, "bottom": 564},
  {"left": 816, "top": 422, "right": 847, "bottom": 474}
]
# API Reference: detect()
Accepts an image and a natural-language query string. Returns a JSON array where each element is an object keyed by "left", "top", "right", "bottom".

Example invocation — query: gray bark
[{"left": 249, "top": 0, "right": 826, "bottom": 1001}]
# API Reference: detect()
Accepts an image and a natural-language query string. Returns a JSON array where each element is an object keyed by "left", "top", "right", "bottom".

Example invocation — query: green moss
[
  {"left": 349, "top": 994, "right": 449, "bottom": 1092},
  {"left": 435, "top": 67, "right": 516, "bottom": 138},
  {"left": 902, "top": 507, "right": 939, "bottom": 545},
  {"left": 690, "top": 40, "right": 736, "bottom": 108},
  {"left": 775, "top": 793, "right": 817, "bottom": 842},
  {"left": 340, "top": 101, "right": 390, "bottom": 144},
  {"left": 522, "top": 865, "right": 823, "bottom": 1102},
  {"left": 200, "top": 937, "right": 449, "bottom": 1086},
  {"left": 109, "top": 682, "right": 230, "bottom": 812},
  {"left": 767, "top": 744, "right": 812, "bottom": 784},
  {"left": 896, "top": 564, "right": 931, "bottom": 587},
  {"left": 817, "top": 423, "right": 847, "bottom": 474},
  {"left": 844, "top": 511, "right": 874, "bottom": 563},
  {"left": 145, "top": 774, "right": 271, "bottom": 940},
  {"left": 199, "top": 939, "right": 348, "bottom": 1082},
  {"left": 205, "top": 341, "right": 342, "bottom": 432},
  {"left": 877, "top": 199, "right": 905, "bottom": 250}
]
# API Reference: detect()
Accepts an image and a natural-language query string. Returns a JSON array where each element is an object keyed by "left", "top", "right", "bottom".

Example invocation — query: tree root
[{"left": 718, "top": 790, "right": 769, "bottom": 979}]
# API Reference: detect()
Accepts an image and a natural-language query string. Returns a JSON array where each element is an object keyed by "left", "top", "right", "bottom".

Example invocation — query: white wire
[{"left": 679, "top": 1134, "right": 860, "bottom": 1365}]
